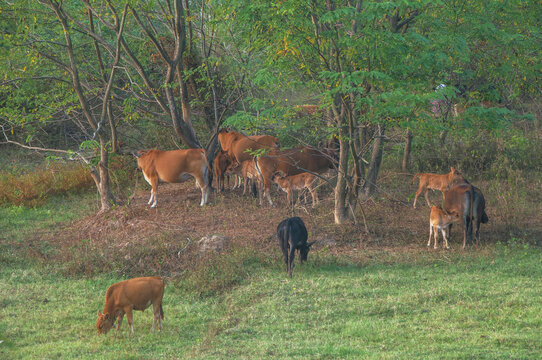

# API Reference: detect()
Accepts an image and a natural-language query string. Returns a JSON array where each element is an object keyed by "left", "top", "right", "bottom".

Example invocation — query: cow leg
[
  {"left": 413, "top": 186, "right": 424, "bottom": 208},
  {"left": 462, "top": 216, "right": 468, "bottom": 249},
  {"left": 310, "top": 186, "right": 319, "bottom": 207},
  {"left": 443, "top": 228, "right": 450, "bottom": 249},
  {"left": 116, "top": 310, "right": 125, "bottom": 331},
  {"left": 151, "top": 303, "right": 161, "bottom": 332},
  {"left": 242, "top": 176, "right": 248, "bottom": 195},
  {"left": 428, "top": 225, "right": 433, "bottom": 248},
  {"left": 125, "top": 308, "right": 134, "bottom": 333},
  {"left": 475, "top": 218, "right": 481, "bottom": 244},
  {"left": 262, "top": 179, "right": 274, "bottom": 206},
  {"left": 150, "top": 181, "right": 158, "bottom": 208},
  {"left": 288, "top": 243, "right": 295, "bottom": 277},
  {"left": 287, "top": 190, "right": 294, "bottom": 207},
  {"left": 433, "top": 226, "right": 439, "bottom": 249},
  {"left": 194, "top": 173, "right": 209, "bottom": 207},
  {"left": 424, "top": 190, "right": 431, "bottom": 207}
]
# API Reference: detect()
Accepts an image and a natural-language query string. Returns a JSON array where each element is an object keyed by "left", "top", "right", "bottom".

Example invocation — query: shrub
[{"left": 0, "top": 162, "right": 93, "bottom": 207}]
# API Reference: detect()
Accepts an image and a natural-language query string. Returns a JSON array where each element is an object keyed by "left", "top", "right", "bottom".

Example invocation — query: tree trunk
[
  {"left": 333, "top": 99, "right": 350, "bottom": 224},
  {"left": 334, "top": 136, "right": 350, "bottom": 224},
  {"left": 45, "top": 0, "right": 122, "bottom": 212},
  {"left": 363, "top": 124, "right": 385, "bottom": 199},
  {"left": 402, "top": 127, "right": 412, "bottom": 172}
]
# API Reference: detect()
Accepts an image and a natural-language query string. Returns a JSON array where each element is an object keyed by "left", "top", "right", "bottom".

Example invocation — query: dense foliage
[{"left": 1, "top": 0, "right": 540, "bottom": 217}]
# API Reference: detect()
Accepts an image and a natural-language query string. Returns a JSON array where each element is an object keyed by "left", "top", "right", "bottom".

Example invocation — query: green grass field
[
  {"left": 1, "top": 243, "right": 540, "bottom": 359},
  {"left": 1, "top": 188, "right": 541, "bottom": 359}
]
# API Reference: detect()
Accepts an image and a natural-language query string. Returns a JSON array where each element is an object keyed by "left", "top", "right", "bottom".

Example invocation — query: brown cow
[
  {"left": 428, "top": 205, "right": 458, "bottom": 249},
  {"left": 411, "top": 167, "right": 464, "bottom": 208},
  {"left": 214, "top": 150, "right": 234, "bottom": 193},
  {"left": 273, "top": 172, "right": 319, "bottom": 207},
  {"left": 444, "top": 181, "right": 488, "bottom": 249},
  {"left": 255, "top": 147, "right": 335, "bottom": 205},
  {"left": 218, "top": 129, "right": 280, "bottom": 164},
  {"left": 136, "top": 149, "right": 210, "bottom": 207},
  {"left": 96, "top": 276, "right": 165, "bottom": 334}
]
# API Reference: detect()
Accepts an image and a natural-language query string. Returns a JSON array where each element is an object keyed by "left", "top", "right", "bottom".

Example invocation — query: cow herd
[{"left": 97, "top": 129, "right": 489, "bottom": 334}]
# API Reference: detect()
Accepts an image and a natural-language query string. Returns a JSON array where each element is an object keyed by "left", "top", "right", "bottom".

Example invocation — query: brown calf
[
  {"left": 273, "top": 172, "right": 319, "bottom": 207},
  {"left": 428, "top": 205, "right": 458, "bottom": 249},
  {"left": 214, "top": 150, "right": 234, "bottom": 193},
  {"left": 136, "top": 149, "right": 210, "bottom": 207},
  {"left": 411, "top": 167, "right": 464, "bottom": 208},
  {"left": 96, "top": 276, "right": 164, "bottom": 334}
]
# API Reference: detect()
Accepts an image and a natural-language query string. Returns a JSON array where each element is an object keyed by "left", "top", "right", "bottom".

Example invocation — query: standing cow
[
  {"left": 277, "top": 217, "right": 315, "bottom": 277},
  {"left": 136, "top": 148, "right": 210, "bottom": 207},
  {"left": 444, "top": 182, "right": 488, "bottom": 248},
  {"left": 218, "top": 129, "right": 280, "bottom": 164}
]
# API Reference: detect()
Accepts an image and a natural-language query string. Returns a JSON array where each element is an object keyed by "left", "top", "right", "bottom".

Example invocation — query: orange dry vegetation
[{"left": 0, "top": 162, "right": 93, "bottom": 206}]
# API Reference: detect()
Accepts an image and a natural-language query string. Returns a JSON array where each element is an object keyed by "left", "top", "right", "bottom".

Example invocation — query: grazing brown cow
[
  {"left": 428, "top": 205, "right": 458, "bottom": 249},
  {"left": 214, "top": 150, "right": 234, "bottom": 193},
  {"left": 218, "top": 129, "right": 280, "bottom": 164},
  {"left": 411, "top": 167, "right": 464, "bottom": 208},
  {"left": 96, "top": 276, "right": 165, "bottom": 334},
  {"left": 136, "top": 149, "right": 210, "bottom": 207},
  {"left": 444, "top": 182, "right": 488, "bottom": 249},
  {"left": 273, "top": 172, "right": 319, "bottom": 207},
  {"left": 255, "top": 147, "right": 335, "bottom": 205}
]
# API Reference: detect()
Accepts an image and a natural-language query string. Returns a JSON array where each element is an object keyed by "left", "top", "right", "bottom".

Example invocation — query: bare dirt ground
[{"left": 36, "top": 171, "right": 541, "bottom": 278}]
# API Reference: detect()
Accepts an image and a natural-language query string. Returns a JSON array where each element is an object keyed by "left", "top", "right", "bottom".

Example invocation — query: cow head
[
  {"left": 135, "top": 150, "right": 150, "bottom": 170},
  {"left": 450, "top": 167, "right": 468, "bottom": 186},
  {"left": 299, "top": 241, "right": 316, "bottom": 263},
  {"left": 96, "top": 310, "right": 114, "bottom": 334},
  {"left": 272, "top": 171, "right": 286, "bottom": 181}
]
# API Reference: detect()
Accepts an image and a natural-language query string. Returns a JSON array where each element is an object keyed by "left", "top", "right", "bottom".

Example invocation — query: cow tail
[
  {"left": 481, "top": 211, "right": 489, "bottom": 224},
  {"left": 468, "top": 185, "right": 474, "bottom": 237},
  {"left": 411, "top": 173, "right": 421, "bottom": 185}
]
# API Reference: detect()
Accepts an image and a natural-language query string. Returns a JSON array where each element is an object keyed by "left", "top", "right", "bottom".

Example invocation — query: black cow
[{"left": 277, "top": 217, "right": 315, "bottom": 277}]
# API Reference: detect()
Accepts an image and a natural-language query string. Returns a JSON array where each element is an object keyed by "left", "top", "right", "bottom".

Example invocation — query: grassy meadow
[
  {"left": 1, "top": 194, "right": 541, "bottom": 359},
  {"left": 1, "top": 151, "right": 541, "bottom": 359},
  {"left": 1, "top": 244, "right": 540, "bottom": 359}
]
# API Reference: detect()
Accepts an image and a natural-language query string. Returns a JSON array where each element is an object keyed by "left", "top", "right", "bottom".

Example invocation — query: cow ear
[
  {"left": 307, "top": 241, "right": 316, "bottom": 247},
  {"left": 97, "top": 310, "right": 102, "bottom": 316}
]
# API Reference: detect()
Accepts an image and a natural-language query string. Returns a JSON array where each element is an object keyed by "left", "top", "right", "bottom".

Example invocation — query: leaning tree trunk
[
  {"left": 402, "top": 127, "right": 412, "bottom": 172},
  {"left": 363, "top": 124, "right": 385, "bottom": 199},
  {"left": 89, "top": 138, "right": 115, "bottom": 211}
]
